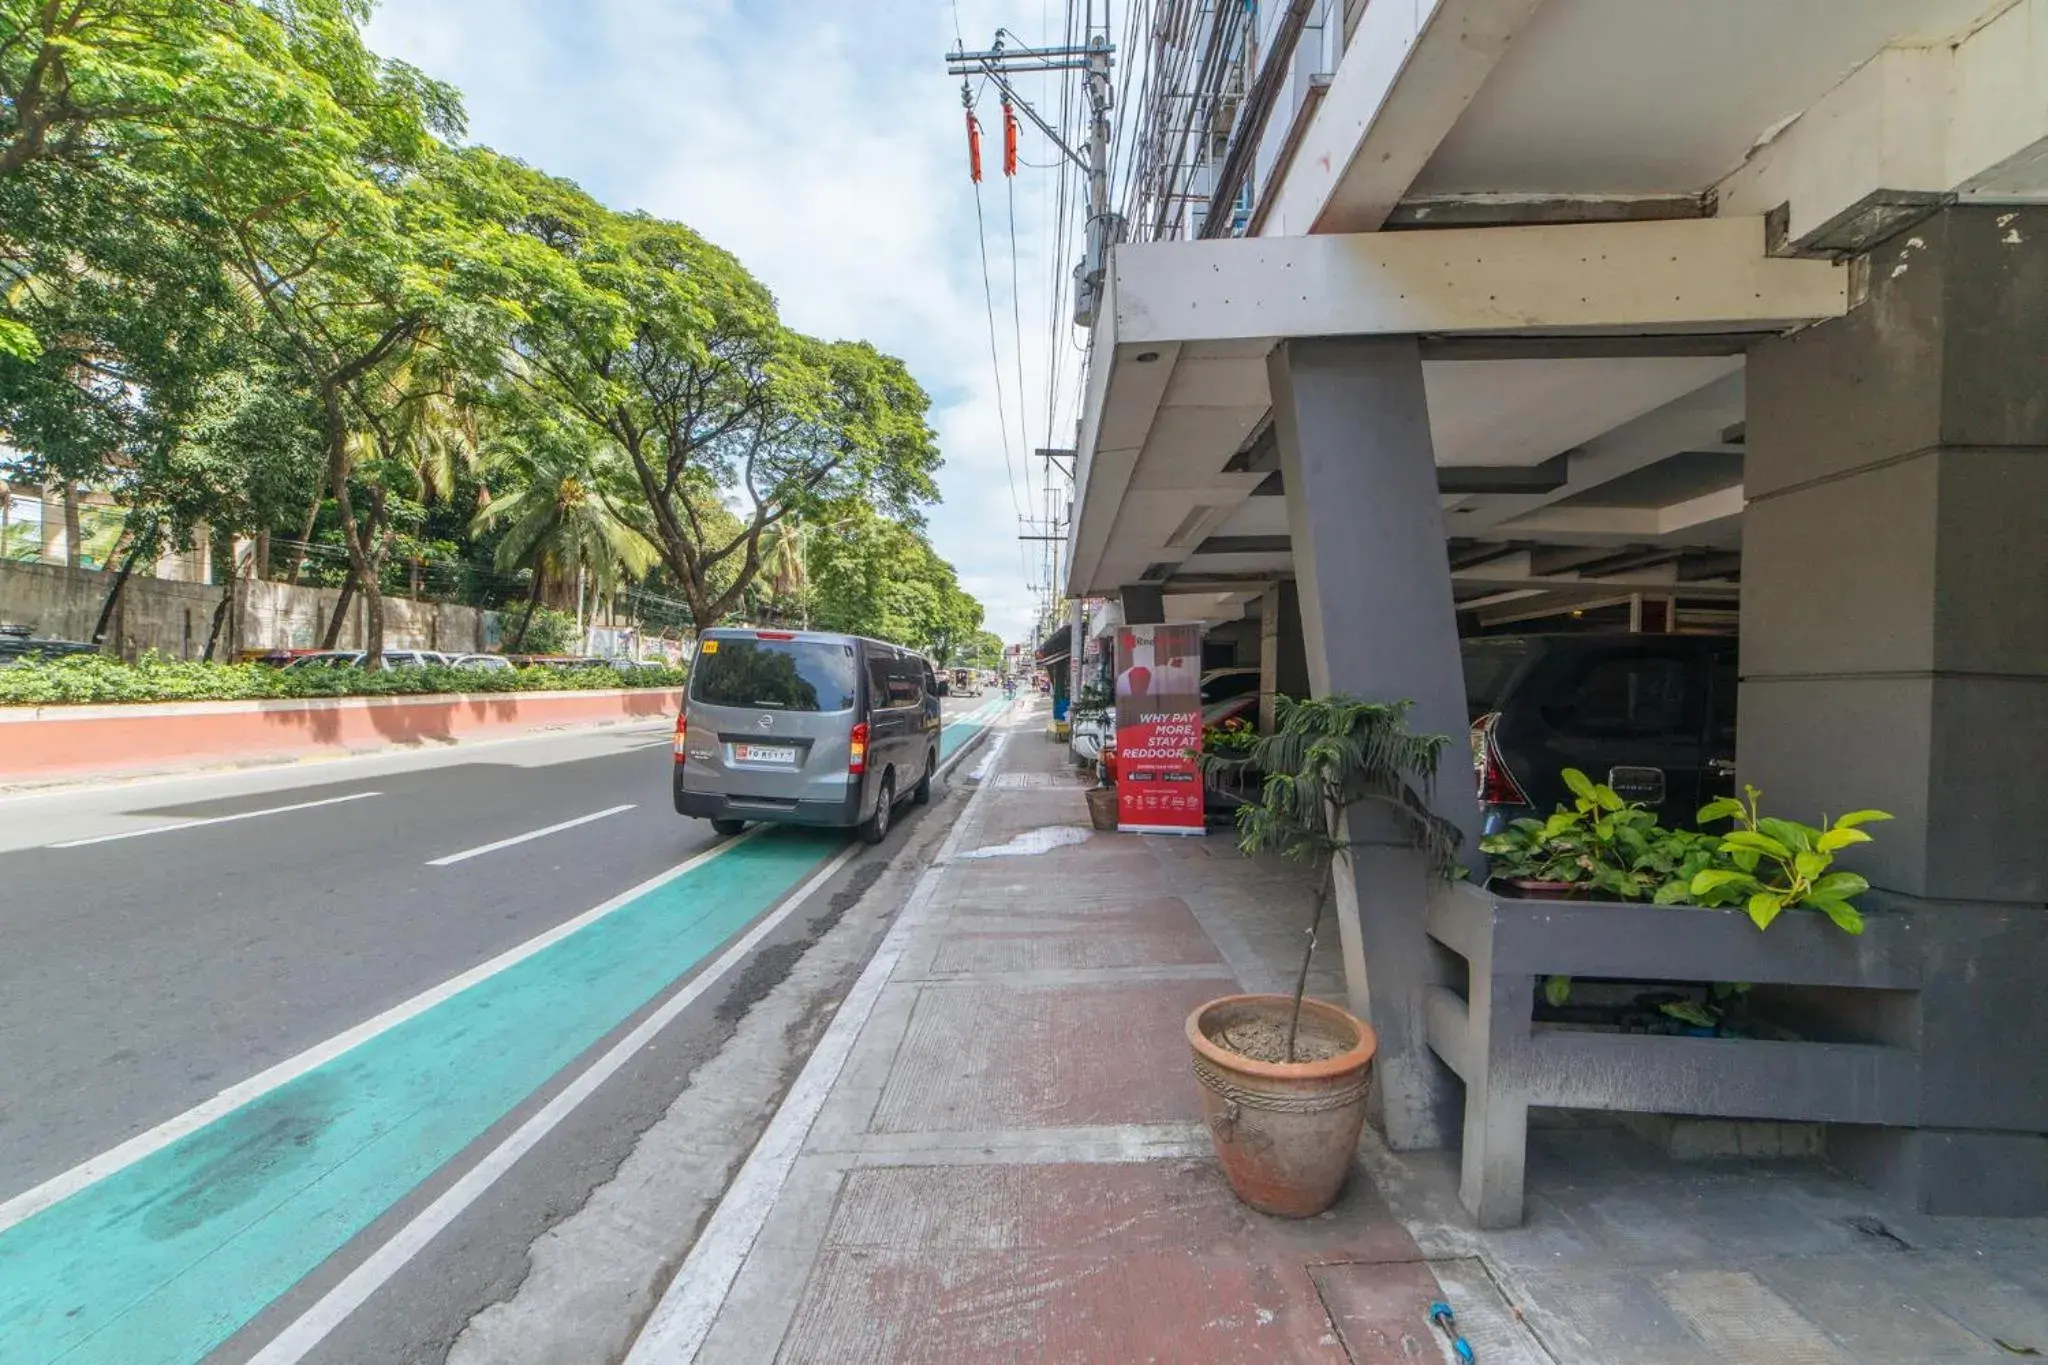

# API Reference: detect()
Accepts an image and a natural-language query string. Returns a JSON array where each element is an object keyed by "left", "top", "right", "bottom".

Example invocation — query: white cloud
[{"left": 367, "top": 0, "right": 1088, "bottom": 643}]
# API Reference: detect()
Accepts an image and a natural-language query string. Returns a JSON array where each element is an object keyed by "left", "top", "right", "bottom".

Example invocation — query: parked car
[
  {"left": 1199, "top": 665, "right": 1262, "bottom": 730},
  {"left": 1464, "top": 633, "right": 1738, "bottom": 835},
  {"left": 282, "top": 650, "right": 364, "bottom": 670},
  {"left": 381, "top": 649, "right": 451, "bottom": 669},
  {"left": 672, "top": 629, "right": 941, "bottom": 845},
  {"left": 452, "top": 653, "right": 515, "bottom": 672},
  {"left": 0, "top": 623, "right": 97, "bottom": 666}
]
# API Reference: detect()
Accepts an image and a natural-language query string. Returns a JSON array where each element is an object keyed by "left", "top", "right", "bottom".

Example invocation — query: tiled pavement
[{"left": 687, "top": 706, "right": 2048, "bottom": 1363}]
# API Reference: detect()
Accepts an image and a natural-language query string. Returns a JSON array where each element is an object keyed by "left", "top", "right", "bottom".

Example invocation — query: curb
[{"left": 623, "top": 705, "right": 1020, "bottom": 1363}]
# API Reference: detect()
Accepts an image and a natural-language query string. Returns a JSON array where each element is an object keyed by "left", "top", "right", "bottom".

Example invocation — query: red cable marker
[
  {"left": 1001, "top": 100, "right": 1019, "bottom": 177},
  {"left": 965, "top": 109, "right": 983, "bottom": 183}
]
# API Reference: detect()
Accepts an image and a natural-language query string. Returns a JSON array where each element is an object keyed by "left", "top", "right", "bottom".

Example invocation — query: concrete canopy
[{"left": 1066, "top": 0, "right": 2036, "bottom": 632}]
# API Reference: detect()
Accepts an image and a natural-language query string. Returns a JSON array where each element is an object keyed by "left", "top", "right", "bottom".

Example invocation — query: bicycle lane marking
[
  {"left": 0, "top": 829, "right": 843, "bottom": 1365},
  {"left": 0, "top": 698, "right": 1015, "bottom": 1365}
]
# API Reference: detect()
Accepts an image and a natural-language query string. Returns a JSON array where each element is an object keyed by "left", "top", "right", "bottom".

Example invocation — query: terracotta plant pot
[
  {"left": 1085, "top": 785, "right": 1119, "bottom": 832},
  {"left": 1503, "top": 878, "right": 1586, "bottom": 898},
  {"left": 1185, "top": 994, "right": 1378, "bottom": 1218}
]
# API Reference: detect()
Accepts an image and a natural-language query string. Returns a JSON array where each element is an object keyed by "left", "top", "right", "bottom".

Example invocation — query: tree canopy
[{"left": 0, "top": 2, "right": 984, "bottom": 663}]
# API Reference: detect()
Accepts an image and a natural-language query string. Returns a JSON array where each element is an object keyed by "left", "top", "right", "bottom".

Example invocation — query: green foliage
[
  {"left": 0, "top": 0, "right": 988, "bottom": 665},
  {"left": 1202, "top": 714, "right": 1258, "bottom": 756},
  {"left": 514, "top": 606, "right": 580, "bottom": 657},
  {"left": 0, "top": 653, "right": 685, "bottom": 706},
  {"left": 1687, "top": 786, "right": 1891, "bottom": 933},
  {"left": 1197, "top": 694, "right": 1463, "bottom": 1062},
  {"left": 1478, "top": 770, "right": 1890, "bottom": 938}
]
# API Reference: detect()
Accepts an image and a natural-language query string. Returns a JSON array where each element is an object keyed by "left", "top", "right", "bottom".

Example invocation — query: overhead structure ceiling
[{"left": 1066, "top": 0, "right": 2026, "bottom": 633}]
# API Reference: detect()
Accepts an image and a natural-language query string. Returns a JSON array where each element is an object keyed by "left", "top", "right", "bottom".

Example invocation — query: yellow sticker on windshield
[{"left": 700, "top": 640, "right": 719, "bottom": 653}]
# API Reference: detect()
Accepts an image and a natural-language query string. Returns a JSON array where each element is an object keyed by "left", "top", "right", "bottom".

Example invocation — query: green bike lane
[{"left": 0, "top": 697, "right": 1008, "bottom": 1365}]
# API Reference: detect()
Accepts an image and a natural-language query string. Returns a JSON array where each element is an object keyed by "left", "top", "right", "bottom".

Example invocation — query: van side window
[
  {"left": 866, "top": 658, "right": 892, "bottom": 709},
  {"left": 885, "top": 658, "right": 924, "bottom": 708},
  {"left": 1542, "top": 654, "right": 1699, "bottom": 739}
]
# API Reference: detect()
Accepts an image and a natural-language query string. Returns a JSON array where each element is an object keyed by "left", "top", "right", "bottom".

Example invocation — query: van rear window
[{"left": 690, "top": 638, "right": 856, "bottom": 712}]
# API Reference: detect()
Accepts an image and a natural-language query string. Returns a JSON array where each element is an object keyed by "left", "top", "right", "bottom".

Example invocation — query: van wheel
[
  {"left": 859, "top": 775, "right": 894, "bottom": 845},
  {"left": 710, "top": 818, "right": 746, "bottom": 837},
  {"left": 912, "top": 751, "right": 935, "bottom": 805}
]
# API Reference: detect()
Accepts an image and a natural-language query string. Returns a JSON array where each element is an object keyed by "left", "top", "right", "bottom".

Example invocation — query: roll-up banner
[{"left": 1113, "top": 623, "right": 1205, "bottom": 834}]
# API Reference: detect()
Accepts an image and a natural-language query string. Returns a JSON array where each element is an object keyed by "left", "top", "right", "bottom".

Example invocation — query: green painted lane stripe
[
  {"left": 0, "top": 699, "right": 1011, "bottom": 1365},
  {"left": 939, "top": 697, "right": 1006, "bottom": 759},
  {"left": 0, "top": 829, "right": 841, "bottom": 1365}
]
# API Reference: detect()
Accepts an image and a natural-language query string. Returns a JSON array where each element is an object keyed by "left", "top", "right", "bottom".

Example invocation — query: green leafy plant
[
  {"left": 1478, "top": 768, "right": 1664, "bottom": 900},
  {"left": 1196, "top": 694, "right": 1462, "bottom": 1061},
  {"left": 1688, "top": 786, "right": 1891, "bottom": 933},
  {"left": 0, "top": 652, "right": 687, "bottom": 706},
  {"left": 1202, "top": 713, "right": 1259, "bottom": 756}
]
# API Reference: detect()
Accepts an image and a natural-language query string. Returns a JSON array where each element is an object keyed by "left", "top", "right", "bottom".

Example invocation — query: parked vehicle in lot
[
  {"left": 0, "top": 623, "right": 96, "bottom": 665},
  {"left": 1199, "top": 665, "right": 1262, "bottom": 730},
  {"left": 1464, "top": 632, "right": 1738, "bottom": 834},
  {"left": 452, "top": 653, "right": 515, "bottom": 672},
  {"left": 282, "top": 650, "right": 364, "bottom": 670},
  {"left": 672, "top": 629, "right": 941, "bottom": 845}
]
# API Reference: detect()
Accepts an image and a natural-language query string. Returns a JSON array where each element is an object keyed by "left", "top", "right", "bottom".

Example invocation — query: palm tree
[
  {"left": 759, "top": 518, "right": 812, "bottom": 625},
  {"left": 473, "top": 438, "right": 658, "bottom": 651}
]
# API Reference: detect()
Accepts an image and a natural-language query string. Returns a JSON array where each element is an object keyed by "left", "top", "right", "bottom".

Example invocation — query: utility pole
[{"left": 946, "top": 30, "right": 1121, "bottom": 328}]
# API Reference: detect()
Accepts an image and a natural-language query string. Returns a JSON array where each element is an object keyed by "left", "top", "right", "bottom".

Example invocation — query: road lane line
[
  {"left": 245, "top": 842, "right": 864, "bottom": 1365},
  {"left": 248, "top": 706, "right": 1008, "bottom": 1364},
  {"left": 626, "top": 707, "right": 1009, "bottom": 1364},
  {"left": 0, "top": 826, "right": 761, "bottom": 1237},
  {"left": 425, "top": 804, "right": 638, "bottom": 866},
  {"left": 45, "top": 791, "right": 384, "bottom": 848}
]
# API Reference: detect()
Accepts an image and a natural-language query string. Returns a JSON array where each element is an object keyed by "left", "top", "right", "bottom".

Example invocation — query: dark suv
[{"left": 1464, "top": 633, "right": 1737, "bottom": 834}]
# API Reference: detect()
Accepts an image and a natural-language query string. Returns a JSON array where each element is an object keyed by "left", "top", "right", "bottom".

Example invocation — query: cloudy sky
[{"left": 366, "top": 0, "right": 1091, "bottom": 644}]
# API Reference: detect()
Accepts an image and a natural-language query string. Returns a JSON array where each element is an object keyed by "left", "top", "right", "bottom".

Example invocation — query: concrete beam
[
  {"left": 1110, "top": 218, "right": 1847, "bottom": 347},
  {"left": 1260, "top": 0, "right": 1543, "bottom": 236},
  {"left": 1718, "top": 0, "right": 2048, "bottom": 256}
]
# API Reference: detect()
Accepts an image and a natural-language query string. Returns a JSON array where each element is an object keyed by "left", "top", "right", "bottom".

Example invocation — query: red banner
[{"left": 1113, "top": 623, "right": 1205, "bottom": 834}]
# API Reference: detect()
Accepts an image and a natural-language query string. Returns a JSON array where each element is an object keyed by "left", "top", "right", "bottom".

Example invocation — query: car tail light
[
  {"left": 672, "top": 712, "right": 687, "bottom": 763},
  {"left": 1471, "top": 712, "right": 1529, "bottom": 807},
  {"left": 848, "top": 721, "right": 868, "bottom": 775}
]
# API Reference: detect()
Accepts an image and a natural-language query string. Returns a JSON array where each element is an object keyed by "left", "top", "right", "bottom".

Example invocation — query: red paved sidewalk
[{"left": 635, "top": 709, "right": 1537, "bottom": 1364}]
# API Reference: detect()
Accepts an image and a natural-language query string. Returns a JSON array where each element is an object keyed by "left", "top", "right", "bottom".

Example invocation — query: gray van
[{"left": 671, "top": 629, "right": 942, "bottom": 844}]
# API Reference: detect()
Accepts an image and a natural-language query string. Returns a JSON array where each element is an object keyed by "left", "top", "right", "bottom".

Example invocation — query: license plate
[{"left": 734, "top": 743, "right": 796, "bottom": 764}]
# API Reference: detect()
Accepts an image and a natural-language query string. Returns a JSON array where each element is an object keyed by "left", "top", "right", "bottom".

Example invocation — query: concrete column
[
  {"left": 1268, "top": 336, "right": 1483, "bottom": 1150},
  {"left": 1743, "top": 204, "right": 2048, "bottom": 1212},
  {"left": 1257, "top": 589, "right": 1280, "bottom": 733}
]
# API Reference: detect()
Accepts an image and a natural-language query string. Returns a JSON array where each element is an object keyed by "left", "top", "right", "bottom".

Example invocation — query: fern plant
[{"left": 1198, "top": 694, "right": 1463, "bottom": 1060}]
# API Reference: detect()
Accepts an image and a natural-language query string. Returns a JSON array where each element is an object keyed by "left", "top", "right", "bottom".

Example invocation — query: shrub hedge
[{"left": 0, "top": 653, "right": 688, "bottom": 707}]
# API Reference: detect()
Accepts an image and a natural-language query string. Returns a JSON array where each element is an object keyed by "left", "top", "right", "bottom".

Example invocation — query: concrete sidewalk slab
[{"left": 638, "top": 704, "right": 2048, "bottom": 1364}]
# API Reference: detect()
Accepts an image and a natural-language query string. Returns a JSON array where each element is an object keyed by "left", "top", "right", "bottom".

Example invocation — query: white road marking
[
  {"left": 45, "top": 790, "right": 384, "bottom": 848},
  {"left": 624, "top": 712, "right": 1007, "bottom": 1365},
  {"left": 244, "top": 842, "right": 864, "bottom": 1365},
  {"left": 426, "top": 804, "right": 638, "bottom": 866},
  {"left": 0, "top": 827, "right": 761, "bottom": 1236},
  {"left": 251, "top": 696, "right": 1009, "bottom": 1364}
]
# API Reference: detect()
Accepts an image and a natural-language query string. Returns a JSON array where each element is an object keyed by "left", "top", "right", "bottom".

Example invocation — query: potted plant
[{"left": 1189, "top": 695, "right": 1462, "bottom": 1217}]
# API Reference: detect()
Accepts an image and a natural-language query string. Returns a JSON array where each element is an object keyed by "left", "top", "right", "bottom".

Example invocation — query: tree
[
  {"left": 494, "top": 169, "right": 941, "bottom": 630},
  {"left": 472, "top": 427, "right": 657, "bottom": 651}
]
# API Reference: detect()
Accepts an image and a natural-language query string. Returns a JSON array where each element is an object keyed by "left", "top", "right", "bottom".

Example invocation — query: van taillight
[
  {"left": 673, "top": 712, "right": 687, "bottom": 763},
  {"left": 848, "top": 721, "right": 868, "bottom": 775},
  {"left": 1472, "top": 712, "right": 1528, "bottom": 807}
]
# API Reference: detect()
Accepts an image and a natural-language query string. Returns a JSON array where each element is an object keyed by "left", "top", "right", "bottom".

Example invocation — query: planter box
[{"left": 1423, "top": 883, "right": 2048, "bottom": 1227}]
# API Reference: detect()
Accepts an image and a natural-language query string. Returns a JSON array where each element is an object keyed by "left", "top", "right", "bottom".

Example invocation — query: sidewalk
[{"left": 641, "top": 705, "right": 2048, "bottom": 1364}]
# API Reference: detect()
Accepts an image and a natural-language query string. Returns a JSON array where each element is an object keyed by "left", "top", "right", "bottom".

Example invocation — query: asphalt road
[{"left": 0, "top": 694, "right": 1008, "bottom": 1365}]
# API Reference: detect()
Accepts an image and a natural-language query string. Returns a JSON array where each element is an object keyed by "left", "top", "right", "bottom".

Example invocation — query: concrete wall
[
  {"left": 0, "top": 687, "right": 683, "bottom": 782},
  {"left": 0, "top": 561, "right": 500, "bottom": 660}
]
